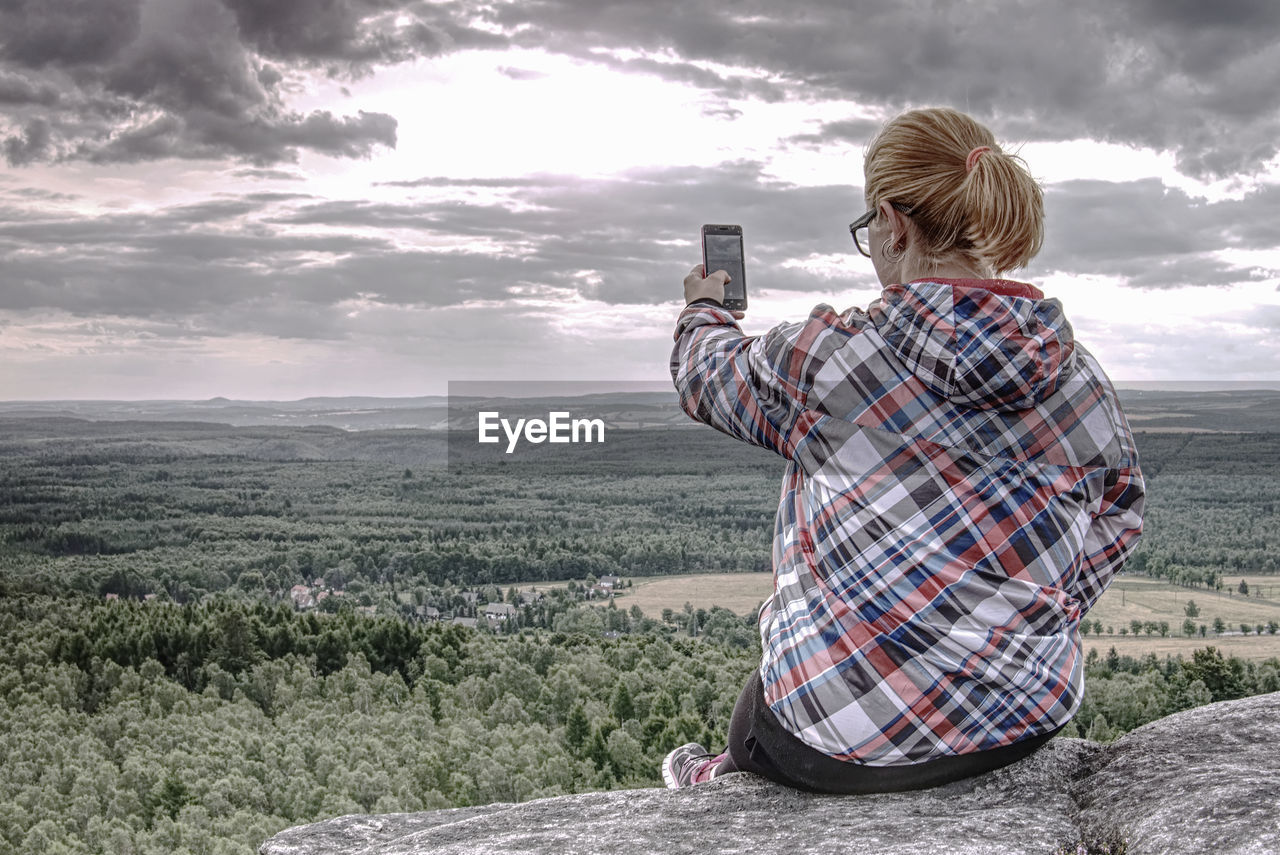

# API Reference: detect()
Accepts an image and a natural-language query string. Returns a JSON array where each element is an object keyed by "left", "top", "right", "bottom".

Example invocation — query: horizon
[
  {"left": 2, "top": 2, "right": 1279, "bottom": 399},
  {"left": 3, "top": 383, "right": 1280, "bottom": 406}
]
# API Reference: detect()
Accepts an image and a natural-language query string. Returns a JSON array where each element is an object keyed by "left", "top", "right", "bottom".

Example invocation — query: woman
[{"left": 664, "top": 107, "right": 1144, "bottom": 793}]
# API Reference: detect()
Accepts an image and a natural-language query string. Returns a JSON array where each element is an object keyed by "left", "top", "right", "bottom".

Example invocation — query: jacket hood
[{"left": 869, "top": 278, "right": 1076, "bottom": 412}]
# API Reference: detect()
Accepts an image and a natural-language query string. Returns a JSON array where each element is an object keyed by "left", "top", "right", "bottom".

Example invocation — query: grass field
[{"left": 614, "top": 572, "right": 1280, "bottom": 661}]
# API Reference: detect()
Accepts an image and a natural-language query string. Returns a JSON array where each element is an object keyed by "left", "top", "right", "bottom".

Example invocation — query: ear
[{"left": 878, "top": 200, "right": 910, "bottom": 246}]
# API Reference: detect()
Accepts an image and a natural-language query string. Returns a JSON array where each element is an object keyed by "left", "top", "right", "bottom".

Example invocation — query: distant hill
[
  {"left": 1117, "top": 388, "right": 1280, "bottom": 433},
  {"left": 0, "top": 389, "right": 1276, "bottom": 433}
]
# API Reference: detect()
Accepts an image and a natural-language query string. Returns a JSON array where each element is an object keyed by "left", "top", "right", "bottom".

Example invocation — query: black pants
[{"left": 715, "top": 670, "right": 1062, "bottom": 794}]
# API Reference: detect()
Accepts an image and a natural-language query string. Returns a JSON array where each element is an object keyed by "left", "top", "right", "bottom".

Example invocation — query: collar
[{"left": 907, "top": 277, "right": 1045, "bottom": 300}]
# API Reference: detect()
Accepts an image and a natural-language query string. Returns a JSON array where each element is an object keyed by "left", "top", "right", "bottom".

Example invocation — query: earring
[{"left": 881, "top": 237, "right": 904, "bottom": 263}]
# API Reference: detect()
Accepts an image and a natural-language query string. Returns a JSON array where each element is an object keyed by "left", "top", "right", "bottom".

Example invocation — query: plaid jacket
[{"left": 672, "top": 278, "right": 1144, "bottom": 765}]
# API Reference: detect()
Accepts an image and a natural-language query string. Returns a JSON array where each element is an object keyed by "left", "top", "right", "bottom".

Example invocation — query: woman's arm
[
  {"left": 1072, "top": 466, "right": 1146, "bottom": 612},
  {"left": 671, "top": 266, "right": 833, "bottom": 457}
]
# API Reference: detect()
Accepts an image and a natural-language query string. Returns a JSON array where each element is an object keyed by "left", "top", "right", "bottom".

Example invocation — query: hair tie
[{"left": 965, "top": 146, "right": 992, "bottom": 173}]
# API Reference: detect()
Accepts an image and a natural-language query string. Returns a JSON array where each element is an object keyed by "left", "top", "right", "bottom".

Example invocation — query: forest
[
  {"left": 5, "top": 592, "right": 1279, "bottom": 855},
  {"left": 3, "top": 423, "right": 1279, "bottom": 605},
  {"left": 2, "top": 418, "right": 1279, "bottom": 853}
]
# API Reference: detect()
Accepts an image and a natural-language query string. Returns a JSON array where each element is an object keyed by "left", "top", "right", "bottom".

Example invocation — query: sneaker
[{"left": 661, "top": 743, "right": 725, "bottom": 789}]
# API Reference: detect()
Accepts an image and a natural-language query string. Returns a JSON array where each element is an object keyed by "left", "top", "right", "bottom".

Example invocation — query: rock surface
[{"left": 261, "top": 692, "right": 1280, "bottom": 855}]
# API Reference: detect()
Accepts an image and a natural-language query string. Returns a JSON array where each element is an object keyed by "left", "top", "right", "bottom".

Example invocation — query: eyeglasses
[{"left": 849, "top": 203, "right": 913, "bottom": 258}]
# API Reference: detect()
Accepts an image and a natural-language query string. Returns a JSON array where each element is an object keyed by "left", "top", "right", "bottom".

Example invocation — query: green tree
[
  {"left": 565, "top": 703, "right": 590, "bottom": 751},
  {"left": 210, "top": 609, "right": 261, "bottom": 675},
  {"left": 586, "top": 726, "right": 610, "bottom": 771},
  {"left": 1104, "top": 646, "right": 1121, "bottom": 672},
  {"left": 1237, "top": 579, "right": 1249, "bottom": 596},
  {"left": 1182, "top": 618, "right": 1196, "bottom": 637},
  {"left": 1182, "top": 646, "right": 1248, "bottom": 702},
  {"left": 611, "top": 682, "right": 636, "bottom": 723},
  {"left": 1184, "top": 599, "right": 1200, "bottom": 618},
  {"left": 1213, "top": 617, "right": 1226, "bottom": 635},
  {"left": 1085, "top": 713, "right": 1116, "bottom": 743},
  {"left": 150, "top": 772, "right": 193, "bottom": 822}
]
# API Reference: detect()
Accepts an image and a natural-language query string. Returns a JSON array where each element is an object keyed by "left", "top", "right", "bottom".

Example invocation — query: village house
[
  {"left": 483, "top": 603, "right": 517, "bottom": 622},
  {"left": 289, "top": 584, "right": 315, "bottom": 609}
]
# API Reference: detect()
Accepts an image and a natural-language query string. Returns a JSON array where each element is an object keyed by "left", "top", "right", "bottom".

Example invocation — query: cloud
[
  {"left": 0, "top": 163, "right": 867, "bottom": 345},
  {"left": 0, "top": 0, "right": 143, "bottom": 67},
  {"left": 5, "top": 0, "right": 1280, "bottom": 178},
  {"left": 1, "top": 161, "right": 1274, "bottom": 360},
  {"left": 1028, "top": 179, "right": 1280, "bottom": 285},
  {"left": 0, "top": 72, "right": 60, "bottom": 106},
  {"left": 787, "top": 118, "right": 882, "bottom": 149},
  {"left": 231, "top": 167, "right": 307, "bottom": 181},
  {"left": 3, "top": 158, "right": 1277, "bottom": 395},
  {"left": 497, "top": 66, "right": 548, "bottom": 81},
  {"left": 2, "top": 118, "right": 51, "bottom": 165},
  {"left": 478, "top": 0, "right": 1280, "bottom": 179},
  {"left": 0, "top": 0, "right": 409, "bottom": 167}
]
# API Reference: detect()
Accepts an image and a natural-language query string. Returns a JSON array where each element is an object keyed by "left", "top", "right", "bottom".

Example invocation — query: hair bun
[{"left": 864, "top": 107, "right": 1044, "bottom": 275}]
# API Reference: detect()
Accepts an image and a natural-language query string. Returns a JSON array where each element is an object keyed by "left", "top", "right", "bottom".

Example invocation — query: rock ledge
[{"left": 262, "top": 692, "right": 1280, "bottom": 855}]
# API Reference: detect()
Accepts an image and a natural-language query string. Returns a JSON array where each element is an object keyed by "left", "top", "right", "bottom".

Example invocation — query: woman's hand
[{"left": 683, "top": 265, "right": 745, "bottom": 319}]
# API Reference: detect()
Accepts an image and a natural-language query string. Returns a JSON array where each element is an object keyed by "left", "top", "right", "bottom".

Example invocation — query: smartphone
[{"left": 701, "top": 224, "right": 747, "bottom": 311}]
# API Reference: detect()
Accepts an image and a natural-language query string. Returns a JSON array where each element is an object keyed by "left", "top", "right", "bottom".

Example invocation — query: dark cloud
[
  {"left": 787, "top": 118, "right": 882, "bottom": 148},
  {"left": 0, "top": 164, "right": 865, "bottom": 342},
  {"left": 0, "top": 0, "right": 143, "bottom": 68},
  {"left": 1028, "top": 179, "right": 1280, "bottom": 286},
  {"left": 3, "top": 186, "right": 79, "bottom": 202},
  {"left": 74, "top": 108, "right": 396, "bottom": 166},
  {"left": 4, "top": 0, "right": 1279, "bottom": 177},
  {"left": 497, "top": 66, "right": 547, "bottom": 81},
  {"left": 2, "top": 117, "right": 51, "bottom": 165},
  {"left": 0, "top": 72, "right": 60, "bottom": 106},
  {"left": 218, "top": 0, "right": 502, "bottom": 65},
  {"left": 478, "top": 0, "right": 1280, "bottom": 179},
  {"left": 1, "top": 164, "right": 1274, "bottom": 349},
  {"left": 231, "top": 167, "right": 307, "bottom": 181},
  {"left": 0, "top": 0, "right": 413, "bottom": 167}
]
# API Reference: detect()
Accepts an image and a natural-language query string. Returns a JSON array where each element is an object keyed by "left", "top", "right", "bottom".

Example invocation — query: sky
[{"left": 2, "top": 0, "right": 1279, "bottom": 400}]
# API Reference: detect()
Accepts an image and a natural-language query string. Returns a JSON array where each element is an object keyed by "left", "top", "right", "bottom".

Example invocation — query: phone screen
[{"left": 703, "top": 229, "right": 746, "bottom": 308}]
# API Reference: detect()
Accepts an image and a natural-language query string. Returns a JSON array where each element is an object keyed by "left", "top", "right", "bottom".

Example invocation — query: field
[{"left": 617, "top": 572, "right": 1280, "bottom": 661}]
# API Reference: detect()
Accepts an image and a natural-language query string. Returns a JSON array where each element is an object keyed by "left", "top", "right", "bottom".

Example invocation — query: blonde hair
[{"left": 864, "top": 107, "right": 1043, "bottom": 275}]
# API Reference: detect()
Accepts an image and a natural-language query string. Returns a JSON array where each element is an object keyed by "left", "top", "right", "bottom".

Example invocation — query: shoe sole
[{"left": 661, "top": 751, "right": 680, "bottom": 789}]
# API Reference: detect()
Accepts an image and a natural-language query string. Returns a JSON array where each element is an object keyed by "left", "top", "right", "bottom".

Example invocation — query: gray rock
[
  {"left": 261, "top": 692, "right": 1280, "bottom": 855},
  {"left": 1071, "top": 691, "right": 1280, "bottom": 855}
]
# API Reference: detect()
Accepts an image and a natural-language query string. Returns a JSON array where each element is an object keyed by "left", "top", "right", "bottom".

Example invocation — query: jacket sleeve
[
  {"left": 670, "top": 302, "right": 817, "bottom": 457},
  {"left": 1072, "top": 465, "right": 1146, "bottom": 612}
]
